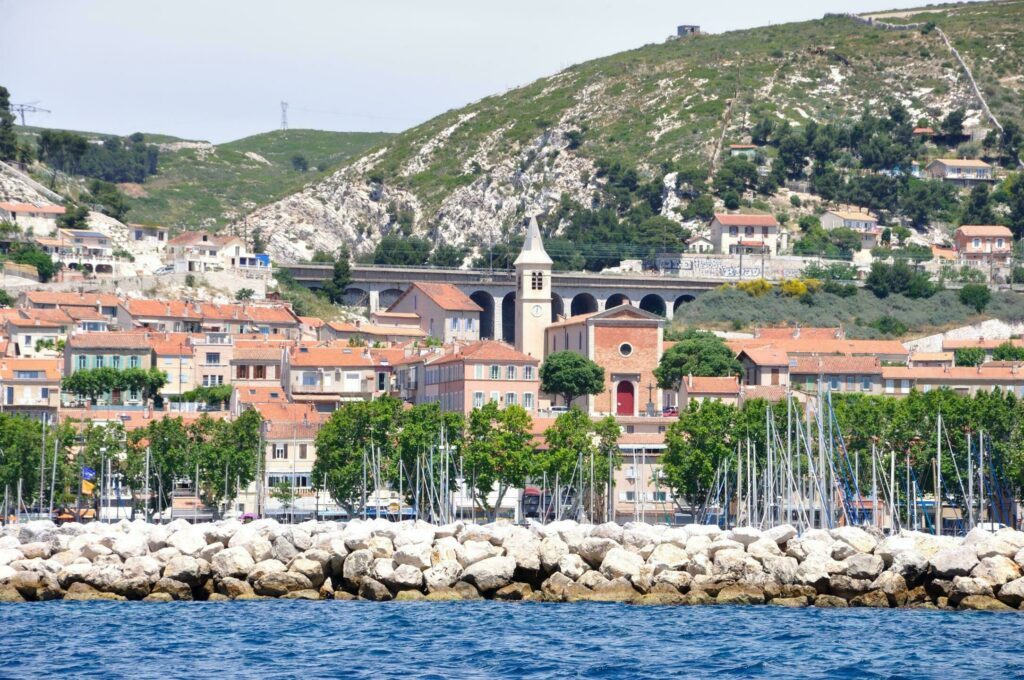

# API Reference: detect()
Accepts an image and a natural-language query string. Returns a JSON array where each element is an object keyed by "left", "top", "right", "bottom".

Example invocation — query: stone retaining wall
[{"left": 1, "top": 519, "right": 1022, "bottom": 611}]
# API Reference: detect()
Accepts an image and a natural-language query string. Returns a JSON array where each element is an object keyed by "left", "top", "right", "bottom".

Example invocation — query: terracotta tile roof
[
  {"left": 617, "top": 433, "right": 667, "bottom": 446},
  {"left": 0, "top": 202, "right": 65, "bottom": 215},
  {"left": 0, "top": 358, "right": 61, "bottom": 380},
  {"left": 910, "top": 352, "right": 954, "bottom": 362},
  {"left": 121, "top": 298, "right": 297, "bottom": 325},
  {"left": 738, "top": 347, "right": 789, "bottom": 366},
  {"left": 63, "top": 307, "right": 108, "bottom": 322},
  {"left": 683, "top": 375, "right": 740, "bottom": 394},
  {"left": 546, "top": 312, "right": 596, "bottom": 330},
  {"left": 24, "top": 291, "right": 121, "bottom": 309},
  {"left": 912, "top": 127, "right": 935, "bottom": 135},
  {"left": 67, "top": 332, "right": 153, "bottom": 350},
  {"left": 325, "top": 321, "right": 426, "bottom": 338},
  {"left": 741, "top": 385, "right": 789, "bottom": 402},
  {"left": 21, "top": 308, "right": 74, "bottom": 324},
  {"left": 826, "top": 210, "right": 878, "bottom": 223},
  {"left": 790, "top": 354, "right": 882, "bottom": 375},
  {"left": 299, "top": 316, "right": 324, "bottom": 328},
  {"left": 59, "top": 409, "right": 227, "bottom": 431},
  {"left": 930, "top": 158, "right": 991, "bottom": 169},
  {"left": 729, "top": 144, "right": 757, "bottom": 149},
  {"left": 932, "top": 246, "right": 957, "bottom": 260},
  {"left": 393, "top": 282, "right": 482, "bottom": 313},
  {"left": 231, "top": 347, "right": 281, "bottom": 362},
  {"left": 729, "top": 337, "right": 907, "bottom": 358},
  {"left": 368, "top": 348, "right": 406, "bottom": 366},
  {"left": 150, "top": 333, "right": 193, "bottom": 356},
  {"left": 427, "top": 340, "right": 540, "bottom": 366},
  {"left": 882, "top": 364, "right": 1024, "bottom": 381},
  {"left": 738, "top": 240, "right": 766, "bottom": 247},
  {"left": 955, "top": 225, "right": 1013, "bottom": 238},
  {"left": 755, "top": 327, "right": 843, "bottom": 340},
  {"left": 713, "top": 213, "right": 779, "bottom": 227},
  {"left": 289, "top": 346, "right": 374, "bottom": 367},
  {"left": 373, "top": 311, "right": 419, "bottom": 319},
  {"left": 6, "top": 316, "right": 66, "bottom": 329}
]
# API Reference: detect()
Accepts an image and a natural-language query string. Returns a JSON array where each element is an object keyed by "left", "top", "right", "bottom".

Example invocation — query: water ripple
[{"left": 1, "top": 601, "right": 1023, "bottom": 679}]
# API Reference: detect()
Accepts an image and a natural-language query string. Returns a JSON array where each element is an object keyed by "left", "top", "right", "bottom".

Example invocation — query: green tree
[
  {"left": 0, "top": 86, "right": 16, "bottom": 161},
  {"left": 0, "top": 290, "right": 13, "bottom": 307},
  {"left": 321, "top": 245, "right": 352, "bottom": 304},
  {"left": 138, "top": 416, "right": 192, "bottom": 512},
  {"left": 191, "top": 410, "right": 263, "bottom": 512},
  {"left": 662, "top": 400, "right": 737, "bottom": 513},
  {"left": 992, "top": 342, "right": 1024, "bottom": 362},
  {"left": 940, "top": 108, "right": 966, "bottom": 138},
  {"left": 654, "top": 329, "right": 741, "bottom": 390},
  {"left": 958, "top": 283, "right": 992, "bottom": 313},
  {"left": 291, "top": 154, "right": 308, "bottom": 172},
  {"left": 429, "top": 243, "right": 467, "bottom": 268},
  {"left": 955, "top": 347, "right": 986, "bottom": 367},
  {"left": 463, "top": 402, "right": 534, "bottom": 521},
  {"left": 540, "top": 351, "right": 605, "bottom": 408},
  {"left": 540, "top": 407, "right": 596, "bottom": 480},
  {"left": 959, "top": 184, "right": 997, "bottom": 225},
  {"left": 270, "top": 481, "right": 296, "bottom": 510},
  {"left": 235, "top": 288, "right": 255, "bottom": 302},
  {"left": 57, "top": 205, "right": 90, "bottom": 230},
  {"left": 313, "top": 397, "right": 403, "bottom": 514},
  {"left": 8, "top": 243, "right": 58, "bottom": 282},
  {"left": 373, "top": 234, "right": 431, "bottom": 266}
]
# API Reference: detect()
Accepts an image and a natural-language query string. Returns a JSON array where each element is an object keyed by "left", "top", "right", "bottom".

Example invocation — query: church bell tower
[{"left": 514, "top": 216, "right": 553, "bottom": 359}]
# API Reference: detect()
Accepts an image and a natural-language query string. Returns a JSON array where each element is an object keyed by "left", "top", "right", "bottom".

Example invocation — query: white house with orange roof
[
  {"left": 709, "top": 213, "right": 781, "bottom": 255},
  {"left": 283, "top": 345, "right": 385, "bottom": 410},
  {"left": 679, "top": 375, "right": 741, "bottom": 409},
  {"left": 164, "top": 230, "right": 269, "bottom": 277},
  {"left": 385, "top": 281, "right": 482, "bottom": 344},
  {"left": 0, "top": 357, "right": 61, "bottom": 421},
  {"left": 0, "top": 202, "right": 65, "bottom": 232},
  {"left": 924, "top": 158, "right": 994, "bottom": 187}
]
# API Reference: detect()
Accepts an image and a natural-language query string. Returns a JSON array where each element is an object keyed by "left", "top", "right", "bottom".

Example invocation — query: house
[
  {"left": 679, "top": 375, "right": 741, "bottom": 409},
  {"left": 118, "top": 299, "right": 300, "bottom": 336},
  {"left": 420, "top": 340, "right": 540, "bottom": 415},
  {"left": 385, "top": 282, "right": 482, "bottom": 343},
  {"left": 737, "top": 347, "right": 790, "bottom": 387},
  {"left": 953, "top": 225, "right": 1013, "bottom": 265},
  {"left": 230, "top": 345, "right": 284, "bottom": 387},
  {"left": 912, "top": 127, "right": 935, "bottom": 138},
  {"left": 129, "top": 224, "right": 168, "bottom": 243},
  {"left": 544, "top": 305, "right": 665, "bottom": 416},
  {"left": 676, "top": 24, "right": 700, "bottom": 37},
  {"left": 4, "top": 313, "right": 69, "bottom": 357},
  {"left": 942, "top": 337, "right": 1024, "bottom": 363},
  {"left": 283, "top": 345, "right": 383, "bottom": 410},
  {"left": 0, "top": 357, "right": 61, "bottom": 422},
  {"left": 150, "top": 333, "right": 195, "bottom": 397},
  {"left": 686, "top": 234, "right": 714, "bottom": 253},
  {"left": 0, "top": 202, "right": 65, "bottom": 232},
  {"left": 63, "top": 332, "right": 154, "bottom": 405},
  {"left": 21, "top": 291, "right": 120, "bottom": 320},
  {"left": 728, "top": 144, "right": 757, "bottom": 159},
  {"left": 40, "top": 229, "right": 116, "bottom": 275},
  {"left": 821, "top": 210, "right": 879, "bottom": 232},
  {"left": 729, "top": 329, "right": 909, "bottom": 365},
  {"left": 881, "top": 363, "right": 1024, "bottom": 397},
  {"left": 320, "top": 321, "right": 426, "bottom": 346},
  {"left": 908, "top": 352, "right": 955, "bottom": 369},
  {"left": 788, "top": 355, "right": 884, "bottom": 395},
  {"left": 709, "top": 214, "right": 780, "bottom": 255},
  {"left": 164, "top": 231, "right": 269, "bottom": 276},
  {"left": 924, "top": 159, "right": 994, "bottom": 187}
]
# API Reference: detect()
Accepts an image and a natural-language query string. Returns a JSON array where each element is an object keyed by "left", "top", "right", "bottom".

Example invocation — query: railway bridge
[{"left": 283, "top": 263, "right": 728, "bottom": 343}]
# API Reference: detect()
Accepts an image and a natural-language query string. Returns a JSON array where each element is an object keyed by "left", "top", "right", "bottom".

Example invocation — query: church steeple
[
  {"left": 514, "top": 216, "right": 553, "bottom": 267},
  {"left": 514, "top": 216, "right": 552, "bottom": 358}
]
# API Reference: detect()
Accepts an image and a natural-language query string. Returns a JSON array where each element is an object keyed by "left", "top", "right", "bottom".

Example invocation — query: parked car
[{"left": 154, "top": 264, "right": 174, "bottom": 275}]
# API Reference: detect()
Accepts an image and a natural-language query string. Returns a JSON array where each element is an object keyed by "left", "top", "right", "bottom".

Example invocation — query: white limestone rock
[
  {"left": 462, "top": 555, "right": 516, "bottom": 592},
  {"left": 460, "top": 540, "right": 503, "bottom": 568},
  {"left": 600, "top": 547, "right": 644, "bottom": 582},
  {"left": 212, "top": 547, "right": 256, "bottom": 580},
  {"left": 831, "top": 526, "right": 877, "bottom": 555},
  {"left": 538, "top": 535, "right": 569, "bottom": 572},
  {"left": 394, "top": 543, "right": 433, "bottom": 570},
  {"left": 557, "top": 554, "right": 588, "bottom": 580},
  {"left": 971, "top": 555, "right": 1020, "bottom": 587},
  {"left": 166, "top": 527, "right": 207, "bottom": 557},
  {"left": 424, "top": 560, "right": 463, "bottom": 592},
  {"left": 930, "top": 546, "right": 979, "bottom": 579},
  {"left": 647, "top": 542, "right": 689, "bottom": 573}
]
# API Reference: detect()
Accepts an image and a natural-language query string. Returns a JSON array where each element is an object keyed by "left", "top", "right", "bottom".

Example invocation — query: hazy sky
[{"left": 3, "top": 0, "right": 956, "bottom": 142}]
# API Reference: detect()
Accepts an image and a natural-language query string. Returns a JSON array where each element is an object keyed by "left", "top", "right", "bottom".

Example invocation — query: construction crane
[{"left": 11, "top": 102, "right": 51, "bottom": 126}]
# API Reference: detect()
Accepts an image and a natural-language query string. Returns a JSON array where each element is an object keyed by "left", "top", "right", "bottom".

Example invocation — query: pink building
[{"left": 420, "top": 340, "right": 540, "bottom": 414}]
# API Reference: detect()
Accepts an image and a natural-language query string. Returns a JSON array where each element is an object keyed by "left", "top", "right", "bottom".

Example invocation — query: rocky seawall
[{"left": 1, "top": 519, "right": 1023, "bottom": 610}]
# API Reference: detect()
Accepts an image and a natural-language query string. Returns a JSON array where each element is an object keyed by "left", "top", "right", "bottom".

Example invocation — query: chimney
[
  {"left": 687, "top": 373, "right": 693, "bottom": 389},
  {"left": 793, "top": 326, "right": 800, "bottom": 339}
]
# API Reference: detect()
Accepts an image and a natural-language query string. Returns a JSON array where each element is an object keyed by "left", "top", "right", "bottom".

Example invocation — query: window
[
  {"left": 299, "top": 444, "right": 308, "bottom": 460},
  {"left": 997, "top": 238, "right": 1005, "bottom": 249},
  {"left": 273, "top": 444, "right": 287, "bottom": 460},
  {"left": 474, "top": 364, "right": 483, "bottom": 379},
  {"left": 524, "top": 366, "right": 534, "bottom": 380},
  {"left": 473, "top": 391, "right": 484, "bottom": 408},
  {"left": 762, "top": 226, "right": 769, "bottom": 237},
  {"left": 973, "top": 238, "right": 981, "bottom": 248},
  {"left": 94, "top": 356, "right": 104, "bottom": 369},
  {"left": 829, "top": 376, "right": 841, "bottom": 391},
  {"left": 205, "top": 352, "right": 221, "bottom": 365},
  {"left": 619, "top": 343, "right": 633, "bottom": 357},
  {"left": 490, "top": 365, "right": 499, "bottom": 380},
  {"left": 862, "top": 376, "right": 872, "bottom": 391},
  {"left": 490, "top": 391, "right": 499, "bottom": 403},
  {"left": 451, "top": 317, "right": 458, "bottom": 330},
  {"left": 523, "top": 392, "right": 534, "bottom": 410},
  {"left": 729, "top": 226, "right": 738, "bottom": 237},
  {"left": 41, "top": 388, "right": 49, "bottom": 399},
  {"left": 624, "top": 491, "right": 636, "bottom": 502},
  {"left": 885, "top": 379, "right": 895, "bottom": 394},
  {"left": 506, "top": 392, "right": 517, "bottom": 406},
  {"left": 14, "top": 371, "right": 40, "bottom": 379},
  {"left": 203, "top": 375, "right": 224, "bottom": 387},
  {"left": 377, "top": 372, "right": 387, "bottom": 391},
  {"left": 236, "top": 365, "right": 250, "bottom": 380},
  {"left": 302, "top": 372, "right": 318, "bottom": 386},
  {"left": 129, "top": 356, "right": 140, "bottom": 368},
  {"left": 77, "top": 355, "right": 87, "bottom": 370},
  {"left": 111, "top": 355, "right": 121, "bottom": 369},
  {"left": 652, "top": 491, "right": 668, "bottom": 503},
  {"left": 507, "top": 365, "right": 517, "bottom": 380},
  {"left": 531, "top": 271, "right": 544, "bottom": 291},
  {"left": 846, "top": 375, "right": 855, "bottom": 391}
]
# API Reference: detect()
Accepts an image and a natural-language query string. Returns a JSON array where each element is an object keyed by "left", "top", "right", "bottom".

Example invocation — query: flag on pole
[
  {"left": 81, "top": 479, "right": 95, "bottom": 495},
  {"left": 82, "top": 467, "right": 97, "bottom": 481}
]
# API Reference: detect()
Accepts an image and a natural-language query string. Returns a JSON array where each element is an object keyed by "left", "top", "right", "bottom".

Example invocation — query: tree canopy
[
  {"left": 540, "top": 351, "right": 605, "bottom": 407},
  {"left": 654, "top": 329, "right": 741, "bottom": 390}
]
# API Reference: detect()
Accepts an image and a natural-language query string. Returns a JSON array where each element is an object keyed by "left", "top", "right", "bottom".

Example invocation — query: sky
[{"left": 2, "top": 0, "right": 962, "bottom": 143}]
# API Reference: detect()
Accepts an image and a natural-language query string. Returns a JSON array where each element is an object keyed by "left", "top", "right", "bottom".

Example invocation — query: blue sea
[{"left": 1, "top": 601, "right": 1022, "bottom": 679}]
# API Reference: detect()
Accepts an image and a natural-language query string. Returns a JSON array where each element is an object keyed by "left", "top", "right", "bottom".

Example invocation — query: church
[{"left": 512, "top": 217, "right": 667, "bottom": 417}]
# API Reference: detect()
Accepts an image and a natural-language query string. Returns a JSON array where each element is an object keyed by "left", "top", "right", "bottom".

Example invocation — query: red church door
[{"left": 616, "top": 381, "right": 634, "bottom": 416}]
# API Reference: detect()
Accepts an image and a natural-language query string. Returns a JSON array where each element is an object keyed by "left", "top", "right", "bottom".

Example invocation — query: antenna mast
[{"left": 280, "top": 101, "right": 288, "bottom": 131}]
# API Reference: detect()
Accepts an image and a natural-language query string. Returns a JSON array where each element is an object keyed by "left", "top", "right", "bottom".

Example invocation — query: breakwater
[{"left": 1, "top": 518, "right": 1023, "bottom": 610}]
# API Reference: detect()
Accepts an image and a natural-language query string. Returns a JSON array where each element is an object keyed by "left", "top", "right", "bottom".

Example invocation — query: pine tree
[{"left": 0, "top": 86, "right": 17, "bottom": 161}]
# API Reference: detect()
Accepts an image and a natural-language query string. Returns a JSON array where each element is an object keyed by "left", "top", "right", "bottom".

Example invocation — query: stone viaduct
[{"left": 282, "top": 264, "right": 723, "bottom": 343}]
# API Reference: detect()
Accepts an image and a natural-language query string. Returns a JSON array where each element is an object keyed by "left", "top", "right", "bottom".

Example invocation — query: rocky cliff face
[{"left": 235, "top": 5, "right": 1022, "bottom": 264}]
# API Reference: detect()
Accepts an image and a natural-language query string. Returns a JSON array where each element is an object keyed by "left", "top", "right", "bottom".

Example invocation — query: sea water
[{"left": 1, "top": 601, "right": 1022, "bottom": 678}]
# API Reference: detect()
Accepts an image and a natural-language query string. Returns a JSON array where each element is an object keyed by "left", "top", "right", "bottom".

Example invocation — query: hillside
[
  {"left": 14, "top": 127, "right": 392, "bottom": 230},
  {"left": 234, "top": 1, "right": 1024, "bottom": 263}
]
